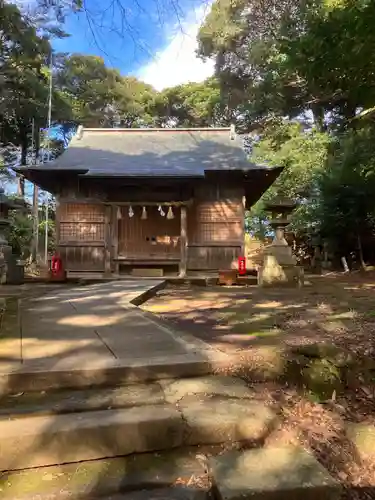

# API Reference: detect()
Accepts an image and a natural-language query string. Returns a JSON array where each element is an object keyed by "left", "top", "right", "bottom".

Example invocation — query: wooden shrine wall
[
  {"left": 57, "top": 202, "right": 106, "bottom": 271},
  {"left": 117, "top": 206, "right": 181, "bottom": 259},
  {"left": 56, "top": 179, "right": 245, "bottom": 273},
  {"left": 187, "top": 183, "right": 245, "bottom": 270}
]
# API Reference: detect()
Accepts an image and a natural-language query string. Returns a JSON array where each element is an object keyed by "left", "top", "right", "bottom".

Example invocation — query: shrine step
[
  {"left": 0, "top": 353, "right": 230, "bottom": 396},
  {"left": 0, "top": 447, "right": 211, "bottom": 500},
  {"left": 0, "top": 445, "right": 342, "bottom": 500},
  {"left": 0, "top": 375, "right": 263, "bottom": 420},
  {"left": 0, "top": 375, "right": 277, "bottom": 470}
]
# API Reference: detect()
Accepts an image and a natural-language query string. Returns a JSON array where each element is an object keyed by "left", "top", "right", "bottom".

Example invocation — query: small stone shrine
[
  {"left": 258, "top": 196, "right": 303, "bottom": 287},
  {"left": 0, "top": 188, "right": 25, "bottom": 284}
]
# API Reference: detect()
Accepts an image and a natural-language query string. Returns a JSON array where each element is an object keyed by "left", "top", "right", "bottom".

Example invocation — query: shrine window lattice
[{"left": 59, "top": 204, "right": 105, "bottom": 242}]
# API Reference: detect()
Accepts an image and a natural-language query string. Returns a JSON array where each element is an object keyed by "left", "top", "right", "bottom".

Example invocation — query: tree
[
  {"left": 246, "top": 119, "right": 331, "bottom": 241},
  {"left": 149, "top": 78, "right": 225, "bottom": 127},
  {"left": 54, "top": 54, "right": 157, "bottom": 128},
  {"left": 198, "top": 0, "right": 375, "bottom": 132},
  {"left": 0, "top": 3, "right": 53, "bottom": 195},
  {"left": 198, "top": 0, "right": 311, "bottom": 131},
  {"left": 317, "top": 125, "right": 375, "bottom": 265}
]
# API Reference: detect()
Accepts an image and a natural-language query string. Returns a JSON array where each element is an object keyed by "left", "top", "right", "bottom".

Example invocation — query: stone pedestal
[
  {"left": 0, "top": 245, "right": 24, "bottom": 285},
  {"left": 0, "top": 245, "right": 12, "bottom": 284},
  {"left": 258, "top": 228, "right": 303, "bottom": 288}
]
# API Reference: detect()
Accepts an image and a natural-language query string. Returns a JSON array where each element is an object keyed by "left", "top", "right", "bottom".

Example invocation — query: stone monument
[
  {"left": 0, "top": 188, "right": 24, "bottom": 284},
  {"left": 258, "top": 196, "right": 303, "bottom": 287}
]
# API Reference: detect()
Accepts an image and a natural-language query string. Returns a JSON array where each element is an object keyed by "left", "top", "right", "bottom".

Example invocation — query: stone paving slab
[
  {"left": 210, "top": 445, "right": 342, "bottom": 500},
  {"left": 0, "top": 298, "right": 21, "bottom": 369},
  {"left": 0, "top": 448, "right": 208, "bottom": 499},
  {"left": 0, "top": 280, "right": 223, "bottom": 375},
  {"left": 94, "top": 307, "right": 188, "bottom": 359}
]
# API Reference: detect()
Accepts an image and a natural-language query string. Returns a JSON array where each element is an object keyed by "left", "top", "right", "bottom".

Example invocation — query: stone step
[
  {"left": 0, "top": 375, "right": 254, "bottom": 419},
  {"left": 0, "top": 353, "right": 230, "bottom": 396},
  {"left": 0, "top": 443, "right": 343, "bottom": 500},
  {"left": 0, "top": 376, "right": 277, "bottom": 471},
  {"left": 210, "top": 445, "right": 342, "bottom": 500},
  {"left": 104, "top": 489, "right": 208, "bottom": 500},
  {"left": 0, "top": 447, "right": 211, "bottom": 500},
  {"left": 0, "top": 382, "right": 166, "bottom": 419}
]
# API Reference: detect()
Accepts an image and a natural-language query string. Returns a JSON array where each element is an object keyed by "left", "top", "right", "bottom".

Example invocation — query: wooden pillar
[
  {"left": 55, "top": 196, "right": 61, "bottom": 250},
  {"left": 241, "top": 195, "right": 246, "bottom": 257},
  {"left": 104, "top": 205, "right": 112, "bottom": 277},
  {"left": 179, "top": 205, "right": 187, "bottom": 277},
  {"left": 111, "top": 204, "right": 119, "bottom": 275}
]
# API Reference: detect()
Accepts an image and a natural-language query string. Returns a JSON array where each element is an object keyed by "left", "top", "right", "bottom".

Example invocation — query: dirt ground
[
  {"left": 143, "top": 272, "right": 375, "bottom": 358},
  {"left": 143, "top": 272, "right": 375, "bottom": 499}
]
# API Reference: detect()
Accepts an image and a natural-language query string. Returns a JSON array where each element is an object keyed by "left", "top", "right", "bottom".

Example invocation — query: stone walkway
[{"left": 0, "top": 280, "right": 217, "bottom": 373}]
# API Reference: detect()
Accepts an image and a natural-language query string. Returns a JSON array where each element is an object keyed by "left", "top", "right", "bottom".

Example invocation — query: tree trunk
[
  {"left": 30, "top": 184, "right": 39, "bottom": 263},
  {"left": 30, "top": 126, "right": 40, "bottom": 263},
  {"left": 20, "top": 122, "right": 28, "bottom": 165},
  {"left": 17, "top": 120, "right": 28, "bottom": 198},
  {"left": 17, "top": 177, "right": 25, "bottom": 197},
  {"left": 312, "top": 105, "right": 326, "bottom": 132}
]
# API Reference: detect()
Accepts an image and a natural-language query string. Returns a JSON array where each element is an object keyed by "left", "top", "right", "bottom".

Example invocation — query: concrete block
[
  {"left": 179, "top": 397, "right": 277, "bottom": 446},
  {"left": 0, "top": 405, "right": 184, "bottom": 470},
  {"left": 210, "top": 445, "right": 342, "bottom": 500}
]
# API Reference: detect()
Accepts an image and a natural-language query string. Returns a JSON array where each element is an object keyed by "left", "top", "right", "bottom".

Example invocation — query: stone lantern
[
  {"left": 258, "top": 196, "right": 303, "bottom": 287},
  {"left": 0, "top": 188, "right": 25, "bottom": 284}
]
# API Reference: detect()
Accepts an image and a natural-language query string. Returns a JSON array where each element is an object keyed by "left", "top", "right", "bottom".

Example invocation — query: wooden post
[
  {"left": 179, "top": 205, "right": 187, "bottom": 277},
  {"left": 241, "top": 195, "right": 246, "bottom": 257},
  {"left": 111, "top": 204, "right": 119, "bottom": 276},
  {"left": 55, "top": 196, "right": 61, "bottom": 252},
  {"left": 104, "top": 205, "right": 112, "bottom": 277}
]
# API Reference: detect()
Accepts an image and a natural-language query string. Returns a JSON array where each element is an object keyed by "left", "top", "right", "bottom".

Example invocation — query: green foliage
[
  {"left": 246, "top": 120, "right": 331, "bottom": 236},
  {"left": 0, "top": 3, "right": 52, "bottom": 136},
  {"left": 149, "top": 78, "right": 224, "bottom": 127},
  {"left": 54, "top": 54, "right": 158, "bottom": 128},
  {"left": 198, "top": 0, "right": 375, "bottom": 131},
  {"left": 8, "top": 212, "right": 33, "bottom": 258},
  {"left": 252, "top": 121, "right": 330, "bottom": 199},
  {"left": 317, "top": 126, "right": 375, "bottom": 253}
]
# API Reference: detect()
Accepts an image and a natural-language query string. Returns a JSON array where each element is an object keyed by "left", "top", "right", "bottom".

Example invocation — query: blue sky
[
  {"left": 10, "top": 0, "right": 215, "bottom": 197},
  {"left": 47, "top": 0, "right": 214, "bottom": 90}
]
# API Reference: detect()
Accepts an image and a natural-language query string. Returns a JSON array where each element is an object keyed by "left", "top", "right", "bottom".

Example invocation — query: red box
[{"left": 238, "top": 256, "right": 246, "bottom": 276}]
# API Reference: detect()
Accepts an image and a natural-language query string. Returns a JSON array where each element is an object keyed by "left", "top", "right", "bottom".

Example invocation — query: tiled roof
[{"left": 45, "top": 127, "right": 274, "bottom": 177}]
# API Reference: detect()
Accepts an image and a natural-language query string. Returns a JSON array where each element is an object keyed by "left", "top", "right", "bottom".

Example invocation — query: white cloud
[{"left": 138, "top": 4, "right": 215, "bottom": 90}]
